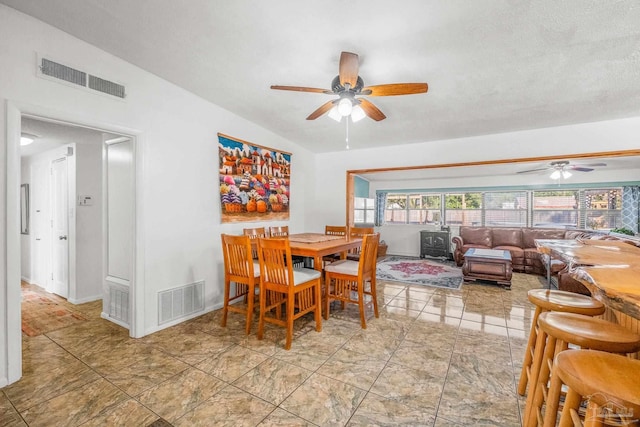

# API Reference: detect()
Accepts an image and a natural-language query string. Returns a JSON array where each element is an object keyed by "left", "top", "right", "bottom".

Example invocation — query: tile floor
[{"left": 1, "top": 273, "right": 546, "bottom": 426}]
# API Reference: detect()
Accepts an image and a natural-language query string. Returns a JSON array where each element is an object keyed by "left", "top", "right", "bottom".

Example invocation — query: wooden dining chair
[
  {"left": 346, "top": 226, "right": 375, "bottom": 261},
  {"left": 323, "top": 225, "right": 348, "bottom": 267},
  {"left": 256, "top": 237, "right": 322, "bottom": 350},
  {"left": 243, "top": 227, "right": 269, "bottom": 259},
  {"left": 325, "top": 225, "right": 347, "bottom": 236},
  {"left": 220, "top": 234, "right": 260, "bottom": 334},
  {"left": 324, "top": 233, "right": 380, "bottom": 329},
  {"left": 269, "top": 225, "right": 289, "bottom": 237},
  {"left": 269, "top": 225, "right": 306, "bottom": 268}
]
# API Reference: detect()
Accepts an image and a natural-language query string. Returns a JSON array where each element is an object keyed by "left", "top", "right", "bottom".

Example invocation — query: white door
[{"left": 50, "top": 157, "right": 69, "bottom": 298}]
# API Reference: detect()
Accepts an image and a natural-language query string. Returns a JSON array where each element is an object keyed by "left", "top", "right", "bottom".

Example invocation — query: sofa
[{"left": 452, "top": 226, "right": 639, "bottom": 294}]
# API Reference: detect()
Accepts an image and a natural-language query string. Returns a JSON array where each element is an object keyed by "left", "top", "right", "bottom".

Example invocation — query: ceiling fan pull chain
[{"left": 345, "top": 117, "right": 350, "bottom": 149}]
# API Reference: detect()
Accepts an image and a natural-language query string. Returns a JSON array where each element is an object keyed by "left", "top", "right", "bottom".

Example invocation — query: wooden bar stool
[
  {"left": 545, "top": 350, "right": 640, "bottom": 427},
  {"left": 517, "top": 289, "right": 606, "bottom": 397},
  {"left": 524, "top": 312, "right": 640, "bottom": 427}
]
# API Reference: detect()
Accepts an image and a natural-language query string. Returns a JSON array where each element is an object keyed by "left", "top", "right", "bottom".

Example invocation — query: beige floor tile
[
  {"left": 195, "top": 344, "right": 269, "bottom": 382},
  {"left": 370, "top": 362, "right": 445, "bottom": 412},
  {"left": 280, "top": 373, "right": 367, "bottom": 427},
  {"left": 21, "top": 378, "right": 128, "bottom": 427},
  {"left": 173, "top": 385, "right": 274, "bottom": 427},
  {"left": 137, "top": 368, "right": 226, "bottom": 422},
  {"left": 348, "top": 392, "right": 436, "bottom": 426},
  {"left": 79, "top": 398, "right": 160, "bottom": 426},
  {"left": 316, "top": 347, "right": 387, "bottom": 390},
  {"left": 233, "top": 358, "right": 312, "bottom": 406}
]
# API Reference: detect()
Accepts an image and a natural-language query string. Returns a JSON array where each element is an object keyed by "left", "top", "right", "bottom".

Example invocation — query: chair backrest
[
  {"left": 221, "top": 233, "right": 256, "bottom": 280},
  {"left": 358, "top": 233, "right": 380, "bottom": 279},
  {"left": 243, "top": 227, "right": 269, "bottom": 239},
  {"left": 269, "top": 225, "right": 289, "bottom": 237},
  {"left": 350, "top": 226, "right": 374, "bottom": 237},
  {"left": 325, "top": 225, "right": 347, "bottom": 236},
  {"left": 349, "top": 226, "right": 374, "bottom": 254},
  {"left": 256, "top": 237, "right": 294, "bottom": 287}
]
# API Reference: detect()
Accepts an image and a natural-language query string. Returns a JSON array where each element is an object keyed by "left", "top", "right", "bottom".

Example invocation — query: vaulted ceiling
[{"left": 3, "top": 0, "right": 640, "bottom": 154}]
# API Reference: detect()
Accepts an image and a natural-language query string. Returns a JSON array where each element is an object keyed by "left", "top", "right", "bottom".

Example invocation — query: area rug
[
  {"left": 21, "top": 285, "right": 89, "bottom": 337},
  {"left": 376, "top": 256, "right": 463, "bottom": 289}
]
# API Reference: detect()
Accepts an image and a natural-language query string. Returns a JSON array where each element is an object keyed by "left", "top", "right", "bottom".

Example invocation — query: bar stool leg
[
  {"left": 584, "top": 400, "right": 604, "bottom": 427},
  {"left": 519, "top": 306, "right": 542, "bottom": 396},
  {"left": 524, "top": 331, "right": 557, "bottom": 426},
  {"left": 524, "top": 328, "right": 550, "bottom": 425},
  {"left": 543, "top": 363, "right": 564, "bottom": 427},
  {"left": 558, "top": 388, "right": 582, "bottom": 427}
]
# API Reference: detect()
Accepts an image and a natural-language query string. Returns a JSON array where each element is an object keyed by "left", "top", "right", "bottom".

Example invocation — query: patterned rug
[
  {"left": 21, "top": 284, "right": 89, "bottom": 336},
  {"left": 376, "top": 256, "right": 463, "bottom": 289}
]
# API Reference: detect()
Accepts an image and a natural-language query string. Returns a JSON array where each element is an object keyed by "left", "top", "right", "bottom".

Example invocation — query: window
[
  {"left": 408, "top": 194, "right": 441, "bottom": 224},
  {"left": 484, "top": 191, "right": 528, "bottom": 227},
  {"left": 384, "top": 194, "right": 408, "bottom": 224},
  {"left": 378, "top": 187, "right": 624, "bottom": 229},
  {"left": 583, "top": 189, "right": 622, "bottom": 230},
  {"left": 354, "top": 197, "right": 375, "bottom": 224},
  {"left": 532, "top": 190, "right": 578, "bottom": 228},
  {"left": 444, "top": 192, "right": 482, "bottom": 226}
]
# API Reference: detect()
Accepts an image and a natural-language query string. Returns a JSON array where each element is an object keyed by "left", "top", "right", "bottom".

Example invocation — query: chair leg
[
  {"left": 526, "top": 335, "right": 556, "bottom": 427},
  {"left": 221, "top": 278, "right": 230, "bottom": 327},
  {"left": 370, "top": 277, "right": 379, "bottom": 318},
  {"left": 257, "top": 285, "right": 266, "bottom": 341},
  {"left": 285, "top": 292, "right": 295, "bottom": 350},
  {"left": 314, "top": 281, "right": 322, "bottom": 332},
  {"left": 245, "top": 283, "right": 254, "bottom": 335},
  {"left": 558, "top": 389, "right": 582, "bottom": 427},
  {"left": 324, "top": 275, "right": 331, "bottom": 321},
  {"left": 525, "top": 328, "right": 549, "bottom": 426},
  {"left": 358, "top": 280, "right": 366, "bottom": 329}
]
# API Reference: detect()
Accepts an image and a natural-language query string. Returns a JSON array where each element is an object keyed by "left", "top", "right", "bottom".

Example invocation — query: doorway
[{"left": 18, "top": 114, "right": 137, "bottom": 329}]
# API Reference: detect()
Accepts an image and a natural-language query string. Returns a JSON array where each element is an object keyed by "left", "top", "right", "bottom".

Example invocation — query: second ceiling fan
[{"left": 271, "top": 51, "right": 428, "bottom": 122}]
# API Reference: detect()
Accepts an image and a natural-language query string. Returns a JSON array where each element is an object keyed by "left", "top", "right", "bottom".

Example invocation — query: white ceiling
[{"left": 3, "top": 0, "right": 640, "bottom": 154}]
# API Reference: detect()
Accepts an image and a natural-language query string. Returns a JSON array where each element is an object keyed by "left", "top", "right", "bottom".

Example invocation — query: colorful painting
[{"left": 218, "top": 133, "right": 291, "bottom": 223}]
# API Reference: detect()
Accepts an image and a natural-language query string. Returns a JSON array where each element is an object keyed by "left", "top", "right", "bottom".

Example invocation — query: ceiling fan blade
[
  {"left": 578, "top": 162, "right": 607, "bottom": 167},
  {"left": 339, "top": 52, "right": 359, "bottom": 88},
  {"left": 359, "top": 99, "right": 386, "bottom": 121},
  {"left": 361, "top": 83, "right": 429, "bottom": 96},
  {"left": 569, "top": 167, "right": 595, "bottom": 172},
  {"left": 306, "top": 100, "right": 336, "bottom": 120},
  {"left": 516, "top": 167, "right": 551, "bottom": 174},
  {"left": 270, "top": 85, "right": 332, "bottom": 94}
]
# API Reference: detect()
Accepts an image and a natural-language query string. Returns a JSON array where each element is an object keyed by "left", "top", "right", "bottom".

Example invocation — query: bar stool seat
[
  {"left": 546, "top": 350, "right": 640, "bottom": 427},
  {"left": 525, "top": 312, "right": 640, "bottom": 426},
  {"left": 518, "top": 289, "right": 606, "bottom": 397}
]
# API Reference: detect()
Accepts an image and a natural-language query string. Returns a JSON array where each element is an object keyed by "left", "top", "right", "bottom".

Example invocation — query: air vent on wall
[
  {"left": 158, "top": 281, "right": 205, "bottom": 325},
  {"left": 38, "top": 56, "right": 126, "bottom": 99}
]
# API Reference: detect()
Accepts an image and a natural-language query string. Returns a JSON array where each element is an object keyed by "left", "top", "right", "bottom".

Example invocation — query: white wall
[
  {"left": 74, "top": 142, "right": 103, "bottom": 303},
  {"left": 0, "top": 5, "right": 316, "bottom": 384},
  {"left": 310, "top": 118, "right": 640, "bottom": 256}
]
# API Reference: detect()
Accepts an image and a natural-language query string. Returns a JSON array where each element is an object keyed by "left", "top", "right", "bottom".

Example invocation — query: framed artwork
[{"left": 217, "top": 133, "right": 291, "bottom": 223}]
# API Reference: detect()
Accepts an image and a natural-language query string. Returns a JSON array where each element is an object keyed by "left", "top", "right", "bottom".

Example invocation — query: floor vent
[
  {"left": 158, "top": 281, "right": 205, "bottom": 325},
  {"left": 38, "top": 56, "right": 126, "bottom": 99},
  {"left": 109, "top": 287, "right": 129, "bottom": 324}
]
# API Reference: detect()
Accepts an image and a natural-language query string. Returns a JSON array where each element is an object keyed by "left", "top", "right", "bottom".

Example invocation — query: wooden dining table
[{"left": 287, "top": 233, "right": 363, "bottom": 271}]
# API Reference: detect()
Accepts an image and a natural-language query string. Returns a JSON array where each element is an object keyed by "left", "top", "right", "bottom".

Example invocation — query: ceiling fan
[
  {"left": 270, "top": 51, "right": 428, "bottom": 122},
  {"left": 517, "top": 160, "right": 607, "bottom": 179}
]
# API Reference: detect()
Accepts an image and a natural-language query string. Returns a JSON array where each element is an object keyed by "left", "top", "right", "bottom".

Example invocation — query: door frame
[{"left": 3, "top": 100, "right": 145, "bottom": 386}]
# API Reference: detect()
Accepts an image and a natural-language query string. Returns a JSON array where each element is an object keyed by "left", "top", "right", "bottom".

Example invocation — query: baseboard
[
  {"left": 101, "top": 312, "right": 130, "bottom": 330},
  {"left": 20, "top": 276, "right": 32, "bottom": 284},
  {"left": 68, "top": 294, "right": 102, "bottom": 305}
]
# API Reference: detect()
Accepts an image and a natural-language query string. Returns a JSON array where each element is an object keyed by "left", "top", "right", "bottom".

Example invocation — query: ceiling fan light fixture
[
  {"left": 562, "top": 170, "right": 572, "bottom": 179},
  {"left": 350, "top": 104, "right": 366, "bottom": 122},
  {"left": 550, "top": 170, "right": 561, "bottom": 180},
  {"left": 337, "top": 97, "right": 353, "bottom": 117},
  {"left": 328, "top": 106, "right": 342, "bottom": 122}
]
